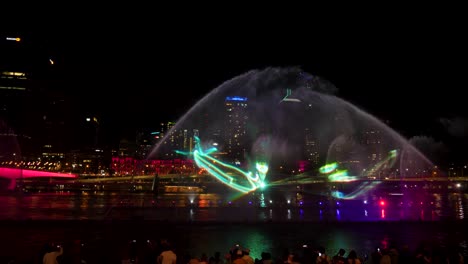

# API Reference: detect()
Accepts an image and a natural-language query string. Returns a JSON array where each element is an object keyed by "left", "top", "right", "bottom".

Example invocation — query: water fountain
[{"left": 149, "top": 67, "right": 438, "bottom": 201}]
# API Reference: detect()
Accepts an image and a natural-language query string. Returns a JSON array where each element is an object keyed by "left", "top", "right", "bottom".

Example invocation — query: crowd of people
[{"left": 34, "top": 238, "right": 465, "bottom": 264}]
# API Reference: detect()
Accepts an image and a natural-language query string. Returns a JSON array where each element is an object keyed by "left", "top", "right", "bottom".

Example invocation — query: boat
[{"left": 163, "top": 185, "right": 205, "bottom": 193}]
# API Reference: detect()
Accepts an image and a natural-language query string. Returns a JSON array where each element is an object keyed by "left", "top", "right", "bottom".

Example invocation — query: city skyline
[
  {"left": 2, "top": 14, "right": 468, "bottom": 264},
  {"left": 1, "top": 27, "right": 467, "bottom": 164}
]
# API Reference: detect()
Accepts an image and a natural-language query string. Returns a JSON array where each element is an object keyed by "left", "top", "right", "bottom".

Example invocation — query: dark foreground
[{"left": 0, "top": 219, "right": 467, "bottom": 263}]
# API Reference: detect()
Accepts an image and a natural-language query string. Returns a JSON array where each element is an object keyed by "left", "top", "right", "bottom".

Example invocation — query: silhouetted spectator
[{"left": 43, "top": 243, "right": 63, "bottom": 264}]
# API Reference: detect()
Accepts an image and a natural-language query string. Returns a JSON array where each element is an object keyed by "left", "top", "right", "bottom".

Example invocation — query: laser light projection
[
  {"left": 150, "top": 68, "right": 440, "bottom": 199},
  {"left": 177, "top": 136, "right": 268, "bottom": 193},
  {"left": 320, "top": 149, "right": 399, "bottom": 199}
]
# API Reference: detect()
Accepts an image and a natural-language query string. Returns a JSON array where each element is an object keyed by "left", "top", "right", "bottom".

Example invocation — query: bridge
[
  {"left": 2, "top": 167, "right": 467, "bottom": 193},
  {"left": 0, "top": 167, "right": 77, "bottom": 190}
]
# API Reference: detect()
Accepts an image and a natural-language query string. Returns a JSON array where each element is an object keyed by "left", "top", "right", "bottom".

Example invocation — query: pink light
[{"left": 0, "top": 167, "right": 77, "bottom": 180}]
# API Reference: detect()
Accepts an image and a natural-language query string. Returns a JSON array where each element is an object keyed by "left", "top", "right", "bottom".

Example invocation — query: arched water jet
[{"left": 149, "top": 67, "right": 439, "bottom": 198}]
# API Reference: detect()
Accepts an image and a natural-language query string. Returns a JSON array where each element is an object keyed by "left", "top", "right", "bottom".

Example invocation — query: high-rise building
[
  {"left": 190, "top": 129, "right": 199, "bottom": 152},
  {"left": 362, "top": 128, "right": 383, "bottom": 163},
  {"left": 0, "top": 34, "right": 68, "bottom": 158},
  {"left": 359, "top": 127, "right": 385, "bottom": 177},
  {"left": 160, "top": 122, "right": 175, "bottom": 138},
  {"left": 224, "top": 96, "right": 248, "bottom": 164},
  {"left": 159, "top": 121, "right": 195, "bottom": 159},
  {"left": 39, "top": 94, "right": 73, "bottom": 159},
  {"left": 136, "top": 129, "right": 160, "bottom": 159},
  {"left": 304, "top": 128, "right": 320, "bottom": 167},
  {"left": 0, "top": 37, "right": 35, "bottom": 155}
]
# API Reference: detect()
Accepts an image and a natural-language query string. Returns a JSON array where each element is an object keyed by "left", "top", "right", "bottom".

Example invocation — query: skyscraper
[
  {"left": 0, "top": 34, "right": 62, "bottom": 157},
  {"left": 304, "top": 127, "right": 320, "bottom": 167},
  {"left": 224, "top": 96, "right": 248, "bottom": 164},
  {"left": 158, "top": 121, "right": 192, "bottom": 159},
  {"left": 0, "top": 36, "right": 33, "bottom": 148},
  {"left": 362, "top": 128, "right": 383, "bottom": 163}
]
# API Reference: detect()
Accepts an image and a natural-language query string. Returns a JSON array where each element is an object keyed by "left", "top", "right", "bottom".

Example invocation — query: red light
[{"left": 380, "top": 200, "right": 385, "bottom": 206}]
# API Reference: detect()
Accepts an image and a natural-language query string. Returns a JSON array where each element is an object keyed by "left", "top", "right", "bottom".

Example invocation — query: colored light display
[
  {"left": 319, "top": 162, "right": 338, "bottom": 174},
  {"left": 178, "top": 136, "right": 268, "bottom": 193},
  {"left": 328, "top": 170, "right": 358, "bottom": 182},
  {"left": 319, "top": 150, "right": 399, "bottom": 199}
]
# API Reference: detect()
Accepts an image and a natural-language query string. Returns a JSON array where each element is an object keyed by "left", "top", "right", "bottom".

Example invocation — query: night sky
[{"left": 2, "top": 18, "right": 467, "bottom": 162}]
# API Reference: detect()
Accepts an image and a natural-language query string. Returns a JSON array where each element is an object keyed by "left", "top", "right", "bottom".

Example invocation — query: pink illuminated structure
[{"left": 0, "top": 167, "right": 77, "bottom": 190}]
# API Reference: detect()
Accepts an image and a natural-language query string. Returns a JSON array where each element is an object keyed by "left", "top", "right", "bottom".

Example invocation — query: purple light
[
  {"left": 336, "top": 201, "right": 340, "bottom": 205},
  {"left": 248, "top": 201, "right": 252, "bottom": 205},
  {"left": 319, "top": 201, "right": 322, "bottom": 205}
]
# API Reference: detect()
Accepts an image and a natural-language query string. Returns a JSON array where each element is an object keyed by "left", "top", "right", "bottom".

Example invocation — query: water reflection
[{"left": 0, "top": 190, "right": 467, "bottom": 222}]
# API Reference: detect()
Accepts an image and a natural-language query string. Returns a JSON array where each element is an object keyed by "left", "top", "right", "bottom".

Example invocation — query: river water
[{"left": 0, "top": 187, "right": 467, "bottom": 263}]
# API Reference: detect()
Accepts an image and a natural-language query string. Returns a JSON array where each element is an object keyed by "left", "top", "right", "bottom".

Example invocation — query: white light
[
  {"left": 213, "top": 142, "right": 218, "bottom": 146},
  {"left": 6, "top": 37, "right": 21, "bottom": 42},
  {"left": 86, "top": 118, "right": 91, "bottom": 122},
  {"left": 456, "top": 183, "right": 461, "bottom": 188}
]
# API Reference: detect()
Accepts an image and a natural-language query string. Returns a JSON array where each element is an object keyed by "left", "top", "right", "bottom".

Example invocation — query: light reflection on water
[
  {"left": 0, "top": 191, "right": 466, "bottom": 222},
  {"left": 0, "top": 191, "right": 467, "bottom": 263}
]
